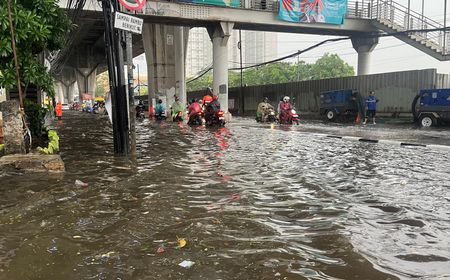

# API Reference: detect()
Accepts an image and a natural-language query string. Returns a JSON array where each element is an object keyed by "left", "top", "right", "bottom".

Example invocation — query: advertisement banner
[
  {"left": 279, "top": 0, "right": 347, "bottom": 25},
  {"left": 180, "top": 0, "right": 240, "bottom": 8}
]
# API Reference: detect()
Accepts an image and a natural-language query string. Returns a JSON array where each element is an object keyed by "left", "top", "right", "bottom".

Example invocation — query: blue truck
[
  {"left": 412, "top": 88, "right": 450, "bottom": 127},
  {"left": 319, "top": 89, "right": 364, "bottom": 121}
]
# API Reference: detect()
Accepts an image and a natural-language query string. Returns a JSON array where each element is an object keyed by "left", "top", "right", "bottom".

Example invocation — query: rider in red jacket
[
  {"left": 188, "top": 99, "right": 202, "bottom": 118},
  {"left": 279, "top": 96, "right": 293, "bottom": 122}
]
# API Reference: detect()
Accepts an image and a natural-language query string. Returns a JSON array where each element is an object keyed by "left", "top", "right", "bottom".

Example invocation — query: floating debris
[{"left": 178, "top": 260, "right": 195, "bottom": 268}]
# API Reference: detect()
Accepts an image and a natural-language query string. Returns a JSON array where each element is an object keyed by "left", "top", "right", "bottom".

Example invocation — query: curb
[{"left": 323, "top": 135, "right": 450, "bottom": 151}]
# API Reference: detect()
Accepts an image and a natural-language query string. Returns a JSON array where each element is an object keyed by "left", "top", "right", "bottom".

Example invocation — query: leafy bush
[
  {"left": 24, "top": 100, "right": 48, "bottom": 137},
  {"left": 37, "top": 128, "right": 59, "bottom": 154}
]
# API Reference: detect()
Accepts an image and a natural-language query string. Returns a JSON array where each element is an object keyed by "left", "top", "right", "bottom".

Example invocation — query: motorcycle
[
  {"left": 155, "top": 111, "right": 166, "bottom": 121},
  {"left": 172, "top": 111, "right": 184, "bottom": 122},
  {"left": 205, "top": 110, "right": 226, "bottom": 127},
  {"left": 136, "top": 110, "right": 145, "bottom": 119},
  {"left": 279, "top": 108, "right": 299, "bottom": 125},
  {"left": 257, "top": 108, "right": 277, "bottom": 123},
  {"left": 188, "top": 112, "right": 203, "bottom": 126}
]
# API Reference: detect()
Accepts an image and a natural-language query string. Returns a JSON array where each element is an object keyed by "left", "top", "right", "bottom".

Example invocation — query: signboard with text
[
  {"left": 114, "top": 12, "right": 144, "bottom": 34},
  {"left": 279, "top": 0, "right": 347, "bottom": 25}
]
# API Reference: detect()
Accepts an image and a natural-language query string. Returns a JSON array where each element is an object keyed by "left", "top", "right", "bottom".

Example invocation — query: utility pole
[
  {"left": 100, "top": 0, "right": 130, "bottom": 155},
  {"left": 238, "top": 29, "right": 244, "bottom": 115},
  {"left": 137, "top": 64, "right": 140, "bottom": 95},
  {"left": 126, "top": 31, "right": 136, "bottom": 156}
]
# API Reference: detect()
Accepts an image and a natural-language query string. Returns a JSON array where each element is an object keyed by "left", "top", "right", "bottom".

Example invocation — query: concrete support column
[
  {"left": 174, "top": 26, "right": 186, "bottom": 104},
  {"left": 143, "top": 23, "right": 177, "bottom": 111},
  {"left": 54, "top": 81, "right": 65, "bottom": 103},
  {"left": 351, "top": 37, "right": 379, "bottom": 76},
  {"left": 208, "top": 22, "right": 234, "bottom": 114},
  {"left": 75, "top": 67, "right": 97, "bottom": 102}
]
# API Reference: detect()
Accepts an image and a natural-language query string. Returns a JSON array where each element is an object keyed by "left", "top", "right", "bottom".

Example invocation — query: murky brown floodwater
[{"left": 1, "top": 111, "right": 450, "bottom": 280}]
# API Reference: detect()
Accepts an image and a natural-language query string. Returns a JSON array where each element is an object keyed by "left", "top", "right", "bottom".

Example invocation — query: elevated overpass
[{"left": 54, "top": 0, "right": 450, "bottom": 113}]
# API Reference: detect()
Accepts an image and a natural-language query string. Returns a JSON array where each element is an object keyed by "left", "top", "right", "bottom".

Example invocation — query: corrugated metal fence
[{"left": 188, "top": 69, "right": 450, "bottom": 116}]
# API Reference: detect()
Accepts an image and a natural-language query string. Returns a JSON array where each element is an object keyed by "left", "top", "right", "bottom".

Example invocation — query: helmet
[
  {"left": 263, "top": 97, "right": 269, "bottom": 102},
  {"left": 191, "top": 98, "right": 196, "bottom": 104},
  {"left": 283, "top": 96, "right": 290, "bottom": 102},
  {"left": 207, "top": 87, "right": 213, "bottom": 93},
  {"left": 158, "top": 99, "right": 162, "bottom": 104},
  {"left": 213, "top": 95, "right": 219, "bottom": 100}
]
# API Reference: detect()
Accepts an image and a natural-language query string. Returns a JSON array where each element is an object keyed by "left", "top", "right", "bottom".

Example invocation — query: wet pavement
[{"left": 1, "top": 111, "right": 450, "bottom": 279}]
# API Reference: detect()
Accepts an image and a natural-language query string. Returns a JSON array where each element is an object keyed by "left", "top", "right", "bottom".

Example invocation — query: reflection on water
[{"left": 1, "top": 112, "right": 449, "bottom": 280}]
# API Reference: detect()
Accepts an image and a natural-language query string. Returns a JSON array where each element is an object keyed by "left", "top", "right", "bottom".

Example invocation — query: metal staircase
[{"left": 347, "top": 0, "right": 450, "bottom": 61}]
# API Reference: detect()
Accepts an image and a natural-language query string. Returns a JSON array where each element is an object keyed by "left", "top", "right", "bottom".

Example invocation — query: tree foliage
[
  {"left": 187, "top": 53, "right": 355, "bottom": 91},
  {"left": 0, "top": 0, "right": 71, "bottom": 97}
]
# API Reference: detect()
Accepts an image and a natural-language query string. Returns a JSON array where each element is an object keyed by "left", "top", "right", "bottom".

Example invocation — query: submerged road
[{"left": 1, "top": 112, "right": 449, "bottom": 279}]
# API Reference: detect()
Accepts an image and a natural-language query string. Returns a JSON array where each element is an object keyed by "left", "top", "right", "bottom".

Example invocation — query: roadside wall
[{"left": 188, "top": 68, "right": 450, "bottom": 116}]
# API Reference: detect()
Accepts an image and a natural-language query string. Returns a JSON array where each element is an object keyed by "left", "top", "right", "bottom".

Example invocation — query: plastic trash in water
[
  {"left": 177, "top": 237, "right": 187, "bottom": 248},
  {"left": 178, "top": 260, "right": 195, "bottom": 268},
  {"left": 75, "top": 179, "right": 88, "bottom": 187},
  {"left": 156, "top": 246, "right": 165, "bottom": 254}
]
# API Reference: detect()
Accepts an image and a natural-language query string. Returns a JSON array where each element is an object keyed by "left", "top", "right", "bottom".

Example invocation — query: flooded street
[{"left": 1, "top": 111, "right": 450, "bottom": 279}]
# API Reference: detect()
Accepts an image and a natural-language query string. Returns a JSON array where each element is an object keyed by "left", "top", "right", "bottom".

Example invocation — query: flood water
[{"left": 1, "top": 112, "right": 450, "bottom": 280}]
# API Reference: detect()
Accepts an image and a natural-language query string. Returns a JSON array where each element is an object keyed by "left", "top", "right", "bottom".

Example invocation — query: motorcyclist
[
  {"left": 135, "top": 100, "right": 145, "bottom": 118},
  {"left": 202, "top": 87, "right": 214, "bottom": 110},
  {"left": 279, "top": 96, "right": 293, "bottom": 123},
  {"left": 155, "top": 99, "right": 166, "bottom": 119},
  {"left": 256, "top": 97, "right": 274, "bottom": 122},
  {"left": 188, "top": 98, "right": 202, "bottom": 118},
  {"left": 205, "top": 94, "right": 221, "bottom": 125},
  {"left": 171, "top": 95, "right": 186, "bottom": 121}
]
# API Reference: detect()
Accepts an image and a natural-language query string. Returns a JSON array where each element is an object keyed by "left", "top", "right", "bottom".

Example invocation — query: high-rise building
[
  {"left": 186, "top": 28, "right": 212, "bottom": 78},
  {"left": 186, "top": 28, "right": 278, "bottom": 77}
]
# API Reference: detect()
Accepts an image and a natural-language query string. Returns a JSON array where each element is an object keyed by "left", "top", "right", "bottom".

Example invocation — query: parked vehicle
[
  {"left": 319, "top": 89, "right": 364, "bottom": 121},
  {"left": 412, "top": 88, "right": 450, "bottom": 127}
]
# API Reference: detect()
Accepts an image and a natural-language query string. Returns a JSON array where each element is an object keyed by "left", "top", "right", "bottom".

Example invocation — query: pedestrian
[
  {"left": 55, "top": 101, "right": 63, "bottom": 120},
  {"left": 363, "top": 91, "right": 379, "bottom": 125}
]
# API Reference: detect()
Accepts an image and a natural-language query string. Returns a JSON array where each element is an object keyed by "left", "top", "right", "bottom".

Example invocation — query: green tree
[
  {"left": 186, "top": 54, "right": 355, "bottom": 91},
  {"left": 309, "top": 53, "right": 354, "bottom": 79},
  {"left": 0, "top": 0, "right": 71, "bottom": 97}
]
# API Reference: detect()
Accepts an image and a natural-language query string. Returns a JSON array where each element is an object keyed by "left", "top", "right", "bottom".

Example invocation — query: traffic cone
[{"left": 355, "top": 113, "right": 361, "bottom": 125}]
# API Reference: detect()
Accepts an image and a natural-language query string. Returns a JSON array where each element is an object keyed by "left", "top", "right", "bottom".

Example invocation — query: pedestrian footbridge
[{"left": 53, "top": 0, "right": 450, "bottom": 113}]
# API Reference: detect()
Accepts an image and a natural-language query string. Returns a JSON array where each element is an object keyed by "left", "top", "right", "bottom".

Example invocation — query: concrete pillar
[
  {"left": 174, "top": 26, "right": 186, "bottom": 104},
  {"left": 55, "top": 81, "right": 65, "bottom": 103},
  {"left": 208, "top": 22, "right": 234, "bottom": 114},
  {"left": 75, "top": 67, "right": 97, "bottom": 102},
  {"left": 351, "top": 37, "right": 379, "bottom": 76},
  {"left": 143, "top": 23, "right": 177, "bottom": 110}
]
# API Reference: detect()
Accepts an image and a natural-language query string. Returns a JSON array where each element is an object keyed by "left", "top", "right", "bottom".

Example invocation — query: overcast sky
[{"left": 134, "top": 0, "right": 450, "bottom": 76}]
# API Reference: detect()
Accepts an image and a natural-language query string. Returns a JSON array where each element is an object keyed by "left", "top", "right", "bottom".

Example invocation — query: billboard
[
  {"left": 179, "top": 0, "right": 240, "bottom": 7},
  {"left": 279, "top": 0, "right": 347, "bottom": 25}
]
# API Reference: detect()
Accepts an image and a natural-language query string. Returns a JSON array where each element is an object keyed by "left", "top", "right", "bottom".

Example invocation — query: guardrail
[{"left": 346, "top": 0, "right": 449, "bottom": 55}]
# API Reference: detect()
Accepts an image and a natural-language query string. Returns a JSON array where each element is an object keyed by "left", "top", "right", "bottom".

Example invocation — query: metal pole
[
  {"left": 137, "top": 64, "right": 140, "bottom": 95},
  {"left": 445, "top": 0, "right": 448, "bottom": 54},
  {"left": 421, "top": 0, "right": 424, "bottom": 29},
  {"left": 239, "top": 29, "right": 244, "bottom": 115},
  {"left": 6, "top": 0, "right": 24, "bottom": 109},
  {"left": 407, "top": 0, "right": 410, "bottom": 29},
  {"left": 126, "top": 32, "right": 136, "bottom": 156},
  {"left": 101, "top": 0, "right": 130, "bottom": 155}
]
